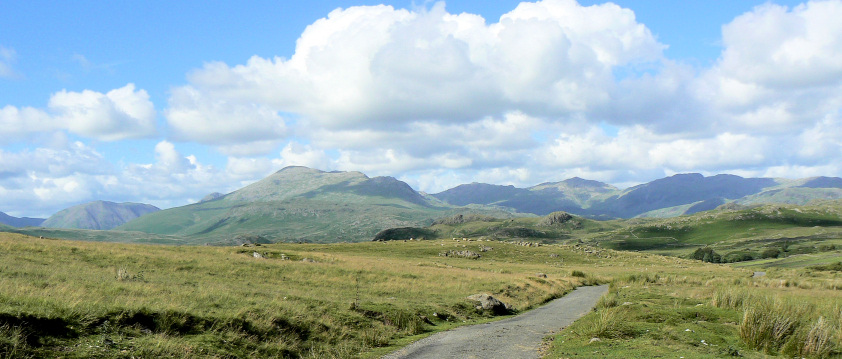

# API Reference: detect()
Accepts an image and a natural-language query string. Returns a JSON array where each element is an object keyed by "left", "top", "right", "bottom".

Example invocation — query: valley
[{"left": 1, "top": 167, "right": 841, "bottom": 358}]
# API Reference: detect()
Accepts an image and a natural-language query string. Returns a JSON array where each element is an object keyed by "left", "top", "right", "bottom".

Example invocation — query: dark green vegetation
[{"left": 41, "top": 201, "right": 160, "bottom": 230}]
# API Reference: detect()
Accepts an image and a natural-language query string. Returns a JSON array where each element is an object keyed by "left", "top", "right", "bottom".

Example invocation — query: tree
[{"left": 691, "top": 247, "right": 721, "bottom": 263}]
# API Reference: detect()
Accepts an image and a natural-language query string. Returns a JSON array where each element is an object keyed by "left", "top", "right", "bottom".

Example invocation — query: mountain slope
[
  {"left": 433, "top": 173, "right": 842, "bottom": 219},
  {"left": 41, "top": 201, "right": 160, "bottom": 230},
  {"left": 431, "top": 178, "right": 619, "bottom": 216},
  {"left": 592, "top": 174, "right": 779, "bottom": 218},
  {"left": 119, "top": 166, "right": 505, "bottom": 244},
  {"left": 0, "top": 211, "right": 45, "bottom": 227}
]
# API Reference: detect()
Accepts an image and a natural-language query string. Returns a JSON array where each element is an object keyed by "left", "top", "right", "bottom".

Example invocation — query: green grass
[
  {"left": 1, "top": 232, "right": 623, "bottom": 358},
  {"left": 546, "top": 269, "right": 842, "bottom": 358},
  {"left": 5, "top": 200, "right": 842, "bottom": 358},
  {"left": 1, "top": 231, "right": 771, "bottom": 358}
]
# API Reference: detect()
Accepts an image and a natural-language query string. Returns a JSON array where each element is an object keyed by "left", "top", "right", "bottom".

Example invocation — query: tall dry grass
[{"left": 712, "top": 285, "right": 842, "bottom": 358}]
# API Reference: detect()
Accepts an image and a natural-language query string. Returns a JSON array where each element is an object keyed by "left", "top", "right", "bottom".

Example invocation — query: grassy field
[
  {"left": 3, "top": 204, "right": 842, "bottom": 358},
  {"left": 545, "top": 267, "right": 842, "bottom": 358},
  {"left": 0, "top": 232, "right": 750, "bottom": 358},
  {"left": 0, "top": 232, "right": 611, "bottom": 358}
]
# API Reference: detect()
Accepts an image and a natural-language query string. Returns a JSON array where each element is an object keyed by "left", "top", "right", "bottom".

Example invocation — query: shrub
[
  {"left": 691, "top": 247, "right": 721, "bottom": 263},
  {"left": 571, "top": 270, "right": 587, "bottom": 278},
  {"left": 722, "top": 251, "right": 757, "bottom": 263},
  {"left": 761, "top": 248, "right": 781, "bottom": 259},
  {"left": 808, "top": 262, "right": 842, "bottom": 272}
]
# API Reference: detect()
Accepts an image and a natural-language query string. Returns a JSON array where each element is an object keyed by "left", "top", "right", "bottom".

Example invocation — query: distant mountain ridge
[
  {"left": 6, "top": 167, "right": 842, "bottom": 245},
  {"left": 118, "top": 166, "right": 511, "bottom": 244},
  {"left": 432, "top": 173, "right": 842, "bottom": 218},
  {"left": 41, "top": 201, "right": 160, "bottom": 230},
  {"left": 0, "top": 211, "right": 45, "bottom": 228}
]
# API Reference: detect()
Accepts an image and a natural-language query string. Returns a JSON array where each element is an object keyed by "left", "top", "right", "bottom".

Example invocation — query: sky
[{"left": 2, "top": 0, "right": 841, "bottom": 217}]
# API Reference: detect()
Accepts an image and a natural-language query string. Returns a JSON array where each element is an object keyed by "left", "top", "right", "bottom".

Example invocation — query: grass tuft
[
  {"left": 576, "top": 307, "right": 634, "bottom": 339},
  {"left": 0, "top": 324, "right": 28, "bottom": 359}
]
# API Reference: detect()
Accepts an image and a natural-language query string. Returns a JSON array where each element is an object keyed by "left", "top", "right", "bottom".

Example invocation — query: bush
[
  {"left": 571, "top": 270, "right": 587, "bottom": 278},
  {"left": 691, "top": 247, "right": 721, "bottom": 263},
  {"left": 761, "top": 248, "right": 782, "bottom": 259},
  {"left": 722, "top": 251, "right": 757, "bottom": 263},
  {"left": 808, "top": 262, "right": 842, "bottom": 272}
]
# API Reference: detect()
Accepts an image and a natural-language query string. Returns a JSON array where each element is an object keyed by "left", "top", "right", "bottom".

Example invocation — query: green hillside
[
  {"left": 118, "top": 167, "right": 514, "bottom": 244},
  {"left": 736, "top": 187, "right": 842, "bottom": 206},
  {"left": 590, "top": 201, "right": 842, "bottom": 263},
  {"left": 380, "top": 201, "right": 842, "bottom": 268},
  {"left": 371, "top": 211, "right": 624, "bottom": 244}
]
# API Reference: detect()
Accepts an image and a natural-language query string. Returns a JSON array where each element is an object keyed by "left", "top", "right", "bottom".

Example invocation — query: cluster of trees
[
  {"left": 691, "top": 247, "right": 786, "bottom": 263},
  {"left": 691, "top": 242, "right": 837, "bottom": 264}
]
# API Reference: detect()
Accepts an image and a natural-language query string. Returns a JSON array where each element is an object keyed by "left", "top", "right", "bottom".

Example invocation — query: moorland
[{"left": 1, "top": 167, "right": 841, "bottom": 358}]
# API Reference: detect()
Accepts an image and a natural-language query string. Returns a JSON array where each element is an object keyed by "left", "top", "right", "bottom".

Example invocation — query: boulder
[{"left": 466, "top": 294, "right": 512, "bottom": 315}]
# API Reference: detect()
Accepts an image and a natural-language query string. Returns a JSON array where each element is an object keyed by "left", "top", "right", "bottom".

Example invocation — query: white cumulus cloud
[
  {"left": 168, "top": 0, "right": 663, "bottom": 135},
  {"left": 48, "top": 83, "right": 157, "bottom": 141}
]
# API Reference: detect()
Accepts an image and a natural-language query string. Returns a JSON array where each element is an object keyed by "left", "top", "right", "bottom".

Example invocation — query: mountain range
[
  {"left": 41, "top": 201, "right": 160, "bottom": 230},
  {"left": 431, "top": 173, "right": 842, "bottom": 218},
  {"left": 3, "top": 167, "right": 842, "bottom": 244},
  {"left": 0, "top": 211, "right": 45, "bottom": 228},
  {"left": 117, "top": 166, "right": 512, "bottom": 244}
]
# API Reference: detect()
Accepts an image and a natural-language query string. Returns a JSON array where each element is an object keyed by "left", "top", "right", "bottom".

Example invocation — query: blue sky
[{"left": 2, "top": 0, "right": 840, "bottom": 217}]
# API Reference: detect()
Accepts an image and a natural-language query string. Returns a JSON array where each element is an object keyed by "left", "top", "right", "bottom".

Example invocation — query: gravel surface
[{"left": 382, "top": 284, "right": 609, "bottom": 359}]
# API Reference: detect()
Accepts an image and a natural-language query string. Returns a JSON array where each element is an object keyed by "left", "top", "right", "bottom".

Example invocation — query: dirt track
[{"left": 382, "top": 284, "right": 609, "bottom": 359}]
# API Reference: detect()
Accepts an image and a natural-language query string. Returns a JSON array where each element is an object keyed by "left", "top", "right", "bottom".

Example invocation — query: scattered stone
[
  {"left": 252, "top": 252, "right": 264, "bottom": 259},
  {"left": 550, "top": 253, "right": 559, "bottom": 258},
  {"left": 536, "top": 273, "right": 548, "bottom": 278},
  {"left": 479, "top": 246, "right": 493, "bottom": 252},
  {"left": 589, "top": 337, "right": 602, "bottom": 344},
  {"left": 466, "top": 294, "right": 512, "bottom": 315},
  {"left": 439, "top": 250, "right": 481, "bottom": 259},
  {"left": 509, "top": 241, "right": 542, "bottom": 247},
  {"left": 301, "top": 258, "right": 315, "bottom": 263}
]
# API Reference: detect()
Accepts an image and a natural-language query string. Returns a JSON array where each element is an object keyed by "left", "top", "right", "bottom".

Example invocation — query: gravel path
[{"left": 382, "top": 284, "right": 608, "bottom": 359}]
